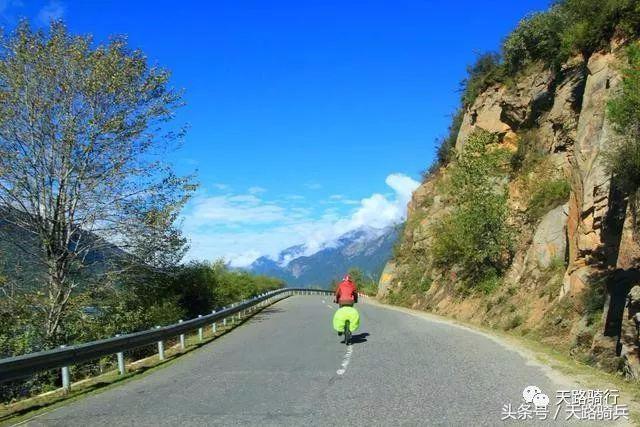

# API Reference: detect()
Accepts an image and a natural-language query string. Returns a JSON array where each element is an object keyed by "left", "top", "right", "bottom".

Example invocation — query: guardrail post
[
  {"left": 60, "top": 345, "right": 70, "bottom": 393},
  {"left": 178, "top": 320, "right": 185, "bottom": 350},
  {"left": 156, "top": 326, "right": 165, "bottom": 360},
  {"left": 115, "top": 335, "right": 126, "bottom": 375},
  {"left": 198, "top": 315, "right": 204, "bottom": 341},
  {"left": 211, "top": 311, "right": 217, "bottom": 334}
]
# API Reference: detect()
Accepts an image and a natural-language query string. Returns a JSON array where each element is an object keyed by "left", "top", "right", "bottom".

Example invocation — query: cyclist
[
  {"left": 333, "top": 274, "right": 360, "bottom": 340},
  {"left": 335, "top": 273, "right": 358, "bottom": 307}
]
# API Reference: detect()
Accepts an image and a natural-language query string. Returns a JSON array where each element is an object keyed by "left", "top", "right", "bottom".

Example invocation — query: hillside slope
[{"left": 380, "top": 34, "right": 640, "bottom": 377}]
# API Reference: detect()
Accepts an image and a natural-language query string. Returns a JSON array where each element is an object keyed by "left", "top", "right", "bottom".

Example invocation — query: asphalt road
[{"left": 22, "top": 296, "right": 573, "bottom": 426}]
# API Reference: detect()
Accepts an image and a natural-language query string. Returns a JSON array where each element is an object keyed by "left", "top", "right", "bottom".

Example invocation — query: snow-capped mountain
[{"left": 248, "top": 225, "right": 399, "bottom": 287}]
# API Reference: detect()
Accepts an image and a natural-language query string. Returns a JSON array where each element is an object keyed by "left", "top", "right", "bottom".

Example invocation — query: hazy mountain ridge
[
  {"left": 249, "top": 225, "right": 399, "bottom": 287},
  {"left": 0, "top": 208, "right": 126, "bottom": 290}
]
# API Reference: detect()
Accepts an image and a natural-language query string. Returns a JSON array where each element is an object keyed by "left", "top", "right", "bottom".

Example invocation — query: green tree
[
  {"left": 0, "top": 21, "right": 195, "bottom": 346},
  {"left": 560, "top": 0, "right": 640, "bottom": 59},
  {"left": 503, "top": 8, "right": 566, "bottom": 72}
]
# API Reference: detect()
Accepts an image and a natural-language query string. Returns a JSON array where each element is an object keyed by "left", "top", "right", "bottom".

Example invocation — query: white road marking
[{"left": 336, "top": 345, "right": 353, "bottom": 376}]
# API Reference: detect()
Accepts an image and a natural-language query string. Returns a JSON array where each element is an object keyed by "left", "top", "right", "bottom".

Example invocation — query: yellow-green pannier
[{"left": 332, "top": 306, "right": 360, "bottom": 332}]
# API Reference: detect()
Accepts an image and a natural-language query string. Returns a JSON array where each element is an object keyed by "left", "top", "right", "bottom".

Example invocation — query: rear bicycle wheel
[{"left": 344, "top": 320, "right": 352, "bottom": 345}]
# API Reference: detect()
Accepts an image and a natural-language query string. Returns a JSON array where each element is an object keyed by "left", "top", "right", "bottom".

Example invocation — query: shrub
[
  {"left": 582, "top": 277, "right": 606, "bottom": 326},
  {"left": 388, "top": 267, "right": 432, "bottom": 306},
  {"left": 560, "top": 0, "right": 640, "bottom": 59},
  {"left": 506, "top": 314, "right": 524, "bottom": 330},
  {"left": 461, "top": 52, "right": 507, "bottom": 108},
  {"left": 526, "top": 178, "right": 571, "bottom": 222},
  {"left": 0, "top": 260, "right": 283, "bottom": 402},
  {"left": 606, "top": 43, "right": 640, "bottom": 195},
  {"left": 426, "top": 109, "right": 464, "bottom": 177},
  {"left": 477, "top": 273, "right": 502, "bottom": 295},
  {"left": 503, "top": 8, "right": 566, "bottom": 73},
  {"left": 432, "top": 130, "right": 513, "bottom": 289},
  {"left": 503, "top": 0, "right": 640, "bottom": 74},
  {"left": 510, "top": 130, "right": 546, "bottom": 175}
]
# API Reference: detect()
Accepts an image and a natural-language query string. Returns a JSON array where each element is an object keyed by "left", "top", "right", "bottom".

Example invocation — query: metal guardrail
[{"left": 0, "top": 288, "right": 333, "bottom": 385}]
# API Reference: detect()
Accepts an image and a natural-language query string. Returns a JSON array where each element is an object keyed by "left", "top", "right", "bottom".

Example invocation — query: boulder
[{"left": 525, "top": 203, "right": 569, "bottom": 270}]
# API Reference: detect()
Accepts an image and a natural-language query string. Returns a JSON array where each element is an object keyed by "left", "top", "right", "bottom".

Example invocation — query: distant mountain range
[
  {"left": 248, "top": 225, "right": 399, "bottom": 288},
  {"left": 0, "top": 208, "right": 125, "bottom": 291}
]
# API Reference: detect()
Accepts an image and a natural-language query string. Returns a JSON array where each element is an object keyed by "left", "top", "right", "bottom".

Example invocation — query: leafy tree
[
  {"left": 560, "top": 0, "right": 640, "bottom": 59},
  {"left": 0, "top": 21, "right": 195, "bottom": 345},
  {"left": 503, "top": 8, "right": 566, "bottom": 72}
]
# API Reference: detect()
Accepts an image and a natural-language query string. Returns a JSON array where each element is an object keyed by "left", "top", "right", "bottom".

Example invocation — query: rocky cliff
[{"left": 381, "top": 42, "right": 640, "bottom": 376}]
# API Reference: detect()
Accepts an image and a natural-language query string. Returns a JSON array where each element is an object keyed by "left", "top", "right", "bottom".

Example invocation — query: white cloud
[
  {"left": 386, "top": 173, "right": 421, "bottom": 205},
  {"left": 248, "top": 186, "right": 266, "bottom": 194},
  {"left": 182, "top": 173, "right": 420, "bottom": 267},
  {"left": 212, "top": 183, "right": 230, "bottom": 191},
  {"left": 37, "top": 0, "right": 64, "bottom": 25},
  {"left": 186, "top": 194, "right": 286, "bottom": 226}
]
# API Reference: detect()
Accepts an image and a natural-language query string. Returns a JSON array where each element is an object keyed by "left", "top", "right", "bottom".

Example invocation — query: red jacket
[{"left": 335, "top": 279, "right": 358, "bottom": 304}]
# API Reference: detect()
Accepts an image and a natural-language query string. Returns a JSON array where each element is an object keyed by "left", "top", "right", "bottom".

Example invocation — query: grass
[
  {"left": 0, "top": 300, "right": 283, "bottom": 426},
  {"left": 527, "top": 178, "right": 571, "bottom": 223},
  {"left": 540, "top": 257, "right": 566, "bottom": 299},
  {"left": 514, "top": 335, "right": 640, "bottom": 422}
]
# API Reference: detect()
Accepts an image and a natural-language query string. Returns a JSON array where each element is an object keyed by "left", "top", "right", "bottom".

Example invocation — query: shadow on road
[{"left": 348, "top": 332, "right": 369, "bottom": 344}]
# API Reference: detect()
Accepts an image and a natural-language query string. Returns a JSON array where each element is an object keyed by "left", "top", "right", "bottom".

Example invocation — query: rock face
[
  {"left": 377, "top": 261, "right": 397, "bottom": 298},
  {"left": 455, "top": 66, "right": 555, "bottom": 152},
  {"left": 563, "top": 52, "right": 622, "bottom": 297},
  {"left": 525, "top": 203, "right": 568, "bottom": 270},
  {"left": 381, "top": 45, "right": 640, "bottom": 374},
  {"left": 621, "top": 286, "right": 640, "bottom": 379}
]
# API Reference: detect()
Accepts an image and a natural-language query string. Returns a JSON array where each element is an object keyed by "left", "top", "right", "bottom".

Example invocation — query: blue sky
[{"left": 9, "top": 0, "right": 551, "bottom": 265}]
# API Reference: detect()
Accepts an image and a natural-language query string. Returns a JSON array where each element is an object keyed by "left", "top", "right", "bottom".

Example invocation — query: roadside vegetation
[
  {"left": 432, "top": 130, "right": 513, "bottom": 293},
  {"left": 0, "top": 21, "right": 283, "bottom": 403}
]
